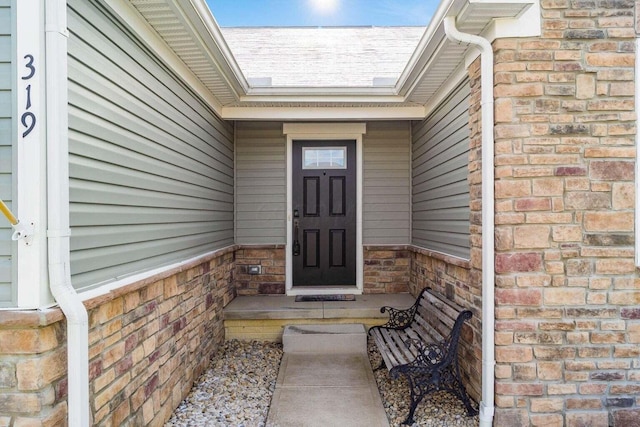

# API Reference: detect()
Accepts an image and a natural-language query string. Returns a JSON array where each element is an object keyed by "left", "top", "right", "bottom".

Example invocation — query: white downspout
[
  {"left": 444, "top": 17, "right": 495, "bottom": 427},
  {"left": 45, "top": 1, "right": 90, "bottom": 426}
]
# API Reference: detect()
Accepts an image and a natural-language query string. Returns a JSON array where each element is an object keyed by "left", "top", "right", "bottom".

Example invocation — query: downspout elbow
[
  {"left": 48, "top": 240, "right": 87, "bottom": 327},
  {"left": 444, "top": 15, "right": 496, "bottom": 427},
  {"left": 47, "top": 236, "right": 90, "bottom": 427}
]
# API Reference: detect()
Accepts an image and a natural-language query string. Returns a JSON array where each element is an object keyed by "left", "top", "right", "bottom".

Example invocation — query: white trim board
[{"left": 283, "top": 123, "right": 366, "bottom": 295}]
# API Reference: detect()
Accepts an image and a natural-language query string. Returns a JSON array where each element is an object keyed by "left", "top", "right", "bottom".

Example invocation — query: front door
[{"left": 292, "top": 140, "right": 356, "bottom": 286}]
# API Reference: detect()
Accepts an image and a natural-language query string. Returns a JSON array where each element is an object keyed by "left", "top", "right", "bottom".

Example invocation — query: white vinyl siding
[
  {"left": 67, "top": 0, "right": 234, "bottom": 291},
  {"left": 412, "top": 79, "right": 471, "bottom": 259},
  {"left": 0, "top": 0, "right": 13, "bottom": 306},
  {"left": 363, "top": 121, "right": 411, "bottom": 244},
  {"left": 235, "top": 122, "right": 286, "bottom": 244}
]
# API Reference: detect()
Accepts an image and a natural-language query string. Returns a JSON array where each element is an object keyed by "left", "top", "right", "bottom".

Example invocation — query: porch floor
[{"left": 223, "top": 293, "right": 415, "bottom": 341}]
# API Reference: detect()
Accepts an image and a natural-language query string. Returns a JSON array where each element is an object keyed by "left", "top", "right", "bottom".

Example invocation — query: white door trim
[{"left": 283, "top": 123, "right": 366, "bottom": 295}]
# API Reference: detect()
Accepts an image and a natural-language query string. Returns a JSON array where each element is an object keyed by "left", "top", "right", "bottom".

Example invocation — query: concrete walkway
[{"left": 266, "top": 324, "right": 390, "bottom": 427}]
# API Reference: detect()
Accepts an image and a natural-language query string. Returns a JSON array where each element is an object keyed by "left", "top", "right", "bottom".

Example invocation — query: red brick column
[{"left": 493, "top": 1, "right": 639, "bottom": 425}]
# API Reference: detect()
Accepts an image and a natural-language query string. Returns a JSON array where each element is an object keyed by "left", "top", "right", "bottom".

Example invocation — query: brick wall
[
  {"left": 235, "top": 245, "right": 412, "bottom": 295},
  {"left": 235, "top": 245, "right": 286, "bottom": 295},
  {"left": 364, "top": 246, "right": 410, "bottom": 293},
  {"left": 0, "top": 247, "right": 235, "bottom": 426},
  {"left": 493, "top": 0, "right": 640, "bottom": 425}
]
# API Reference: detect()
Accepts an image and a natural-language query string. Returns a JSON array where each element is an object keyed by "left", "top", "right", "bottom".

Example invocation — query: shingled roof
[
  {"left": 220, "top": 27, "right": 425, "bottom": 88},
  {"left": 122, "top": 0, "right": 537, "bottom": 119}
]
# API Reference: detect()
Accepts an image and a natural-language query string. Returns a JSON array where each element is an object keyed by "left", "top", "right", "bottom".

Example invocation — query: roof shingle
[{"left": 220, "top": 27, "right": 424, "bottom": 88}]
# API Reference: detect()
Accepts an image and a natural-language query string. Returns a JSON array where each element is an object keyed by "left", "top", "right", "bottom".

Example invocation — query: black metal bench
[{"left": 368, "top": 288, "right": 478, "bottom": 425}]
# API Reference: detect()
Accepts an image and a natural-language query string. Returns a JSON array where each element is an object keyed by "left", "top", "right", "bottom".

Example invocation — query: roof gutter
[
  {"left": 443, "top": 16, "right": 495, "bottom": 427},
  {"left": 45, "top": 1, "right": 90, "bottom": 425}
]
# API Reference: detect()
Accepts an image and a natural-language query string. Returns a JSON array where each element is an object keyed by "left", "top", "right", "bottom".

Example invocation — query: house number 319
[{"left": 21, "top": 54, "right": 36, "bottom": 138}]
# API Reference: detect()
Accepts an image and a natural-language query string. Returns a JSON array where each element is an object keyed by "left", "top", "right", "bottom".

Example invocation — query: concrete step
[{"left": 282, "top": 323, "right": 367, "bottom": 354}]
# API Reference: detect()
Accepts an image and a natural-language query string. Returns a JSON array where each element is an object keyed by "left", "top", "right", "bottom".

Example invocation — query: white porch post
[{"left": 14, "top": 0, "right": 49, "bottom": 307}]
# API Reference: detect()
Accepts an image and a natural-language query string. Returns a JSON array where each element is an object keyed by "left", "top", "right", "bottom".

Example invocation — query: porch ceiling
[{"left": 116, "top": 0, "right": 536, "bottom": 120}]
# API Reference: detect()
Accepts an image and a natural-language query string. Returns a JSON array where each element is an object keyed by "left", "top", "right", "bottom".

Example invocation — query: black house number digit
[
  {"left": 22, "top": 54, "right": 35, "bottom": 80},
  {"left": 21, "top": 54, "right": 36, "bottom": 138}
]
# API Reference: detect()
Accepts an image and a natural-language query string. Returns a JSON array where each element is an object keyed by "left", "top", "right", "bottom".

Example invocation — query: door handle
[{"left": 293, "top": 219, "right": 300, "bottom": 256}]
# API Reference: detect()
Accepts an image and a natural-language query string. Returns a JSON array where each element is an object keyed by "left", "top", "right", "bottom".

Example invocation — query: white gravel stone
[
  {"left": 165, "top": 340, "right": 283, "bottom": 427},
  {"left": 166, "top": 338, "right": 480, "bottom": 427}
]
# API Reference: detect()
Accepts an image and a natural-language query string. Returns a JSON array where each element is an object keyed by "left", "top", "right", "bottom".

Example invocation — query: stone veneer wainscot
[{"left": 0, "top": 247, "right": 235, "bottom": 426}]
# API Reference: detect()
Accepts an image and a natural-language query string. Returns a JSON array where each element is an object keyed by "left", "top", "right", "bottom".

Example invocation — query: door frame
[{"left": 283, "top": 123, "right": 366, "bottom": 295}]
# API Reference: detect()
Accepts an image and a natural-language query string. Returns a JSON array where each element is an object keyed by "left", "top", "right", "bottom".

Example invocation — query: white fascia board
[
  {"left": 244, "top": 86, "right": 400, "bottom": 98},
  {"left": 240, "top": 94, "right": 407, "bottom": 104},
  {"left": 222, "top": 106, "right": 427, "bottom": 121},
  {"left": 102, "top": 0, "right": 225, "bottom": 114}
]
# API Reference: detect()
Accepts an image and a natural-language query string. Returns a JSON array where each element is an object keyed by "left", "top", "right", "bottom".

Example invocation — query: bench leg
[
  {"left": 449, "top": 360, "right": 478, "bottom": 417},
  {"left": 403, "top": 392, "right": 421, "bottom": 425},
  {"left": 400, "top": 374, "right": 429, "bottom": 425},
  {"left": 451, "top": 364, "right": 479, "bottom": 416}
]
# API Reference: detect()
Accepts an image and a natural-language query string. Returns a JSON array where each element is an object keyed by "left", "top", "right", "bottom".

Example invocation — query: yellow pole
[{"left": 0, "top": 198, "right": 18, "bottom": 226}]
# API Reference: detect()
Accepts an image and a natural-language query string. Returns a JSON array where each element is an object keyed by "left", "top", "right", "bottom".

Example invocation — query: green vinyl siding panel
[
  {"left": 0, "top": 0, "right": 13, "bottom": 306},
  {"left": 67, "top": 0, "right": 234, "bottom": 291},
  {"left": 363, "top": 121, "right": 411, "bottom": 244},
  {"left": 412, "top": 78, "right": 471, "bottom": 259},
  {"left": 235, "top": 122, "right": 286, "bottom": 244}
]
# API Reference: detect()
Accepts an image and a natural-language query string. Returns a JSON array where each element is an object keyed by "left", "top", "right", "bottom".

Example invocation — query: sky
[{"left": 206, "top": 0, "right": 439, "bottom": 27}]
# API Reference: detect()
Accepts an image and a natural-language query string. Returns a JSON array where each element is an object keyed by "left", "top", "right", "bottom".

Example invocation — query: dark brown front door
[{"left": 292, "top": 140, "right": 356, "bottom": 286}]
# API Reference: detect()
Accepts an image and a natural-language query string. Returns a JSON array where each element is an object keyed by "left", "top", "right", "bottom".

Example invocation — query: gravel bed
[
  {"left": 165, "top": 339, "right": 479, "bottom": 427},
  {"left": 165, "top": 340, "right": 283, "bottom": 427}
]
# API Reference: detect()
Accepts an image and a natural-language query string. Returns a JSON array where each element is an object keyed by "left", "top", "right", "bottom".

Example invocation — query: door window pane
[{"left": 302, "top": 147, "right": 346, "bottom": 169}]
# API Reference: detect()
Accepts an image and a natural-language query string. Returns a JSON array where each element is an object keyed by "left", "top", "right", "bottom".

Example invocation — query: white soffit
[
  {"left": 402, "top": 0, "right": 537, "bottom": 106},
  {"left": 127, "top": 0, "right": 243, "bottom": 105},
  {"left": 120, "top": 0, "right": 537, "bottom": 120}
]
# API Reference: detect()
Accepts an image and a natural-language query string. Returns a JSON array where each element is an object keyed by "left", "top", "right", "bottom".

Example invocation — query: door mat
[{"left": 295, "top": 294, "right": 356, "bottom": 302}]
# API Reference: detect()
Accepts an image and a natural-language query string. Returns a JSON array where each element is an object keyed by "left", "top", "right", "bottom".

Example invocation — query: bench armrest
[
  {"left": 376, "top": 288, "right": 430, "bottom": 330},
  {"left": 378, "top": 302, "right": 419, "bottom": 330}
]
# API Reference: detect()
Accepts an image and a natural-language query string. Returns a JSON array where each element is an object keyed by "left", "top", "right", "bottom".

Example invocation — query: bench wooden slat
[
  {"left": 371, "top": 328, "right": 397, "bottom": 367},
  {"left": 412, "top": 313, "right": 445, "bottom": 343},
  {"left": 380, "top": 328, "right": 407, "bottom": 366},
  {"left": 419, "top": 297, "right": 457, "bottom": 328}
]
